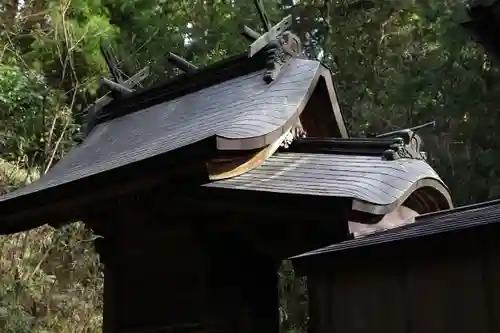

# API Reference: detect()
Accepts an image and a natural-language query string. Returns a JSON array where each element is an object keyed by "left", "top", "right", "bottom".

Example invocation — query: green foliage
[
  {"left": 279, "top": 260, "right": 308, "bottom": 333},
  {"left": 0, "top": 59, "right": 79, "bottom": 170},
  {"left": 0, "top": 223, "right": 102, "bottom": 333},
  {"left": 3, "top": 0, "right": 500, "bottom": 332},
  {"left": 22, "top": 0, "right": 118, "bottom": 93},
  {"left": 0, "top": 61, "right": 51, "bottom": 166},
  {"left": 323, "top": 0, "right": 500, "bottom": 205}
]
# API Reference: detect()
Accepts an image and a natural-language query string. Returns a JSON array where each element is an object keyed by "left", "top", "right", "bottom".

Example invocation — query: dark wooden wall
[
  {"left": 95, "top": 212, "right": 280, "bottom": 333},
  {"left": 303, "top": 227, "right": 500, "bottom": 333},
  {"left": 86, "top": 186, "right": 352, "bottom": 333}
]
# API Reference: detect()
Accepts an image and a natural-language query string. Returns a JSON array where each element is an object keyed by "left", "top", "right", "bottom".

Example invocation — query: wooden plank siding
[
  {"left": 92, "top": 209, "right": 283, "bottom": 333},
  {"left": 303, "top": 226, "right": 500, "bottom": 333}
]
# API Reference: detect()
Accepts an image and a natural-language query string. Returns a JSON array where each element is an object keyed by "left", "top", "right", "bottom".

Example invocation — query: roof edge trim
[
  {"left": 319, "top": 66, "right": 349, "bottom": 138},
  {"left": 207, "top": 128, "right": 292, "bottom": 180},
  {"left": 351, "top": 177, "right": 453, "bottom": 216},
  {"left": 215, "top": 63, "right": 332, "bottom": 150}
]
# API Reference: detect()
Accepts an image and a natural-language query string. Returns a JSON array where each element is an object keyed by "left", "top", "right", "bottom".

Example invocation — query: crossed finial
[
  {"left": 242, "top": 0, "right": 303, "bottom": 83},
  {"left": 242, "top": 0, "right": 293, "bottom": 58}
]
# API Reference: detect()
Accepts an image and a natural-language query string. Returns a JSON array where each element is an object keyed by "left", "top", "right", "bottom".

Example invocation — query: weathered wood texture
[
  {"left": 205, "top": 153, "right": 451, "bottom": 216},
  {"left": 300, "top": 221, "right": 500, "bottom": 333},
  {"left": 0, "top": 58, "right": 348, "bottom": 234},
  {"left": 0, "top": 60, "right": 325, "bottom": 203},
  {"left": 299, "top": 74, "right": 347, "bottom": 138}
]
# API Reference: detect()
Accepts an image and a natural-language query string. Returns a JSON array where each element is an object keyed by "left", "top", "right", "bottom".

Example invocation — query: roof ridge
[
  {"left": 97, "top": 52, "right": 268, "bottom": 123},
  {"left": 283, "top": 136, "right": 428, "bottom": 160}
]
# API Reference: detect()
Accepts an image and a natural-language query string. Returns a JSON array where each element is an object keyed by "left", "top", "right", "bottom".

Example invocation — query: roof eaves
[{"left": 291, "top": 199, "right": 500, "bottom": 259}]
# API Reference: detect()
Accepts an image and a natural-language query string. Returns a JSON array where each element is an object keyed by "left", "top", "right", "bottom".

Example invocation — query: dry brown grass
[{"left": 0, "top": 160, "right": 103, "bottom": 333}]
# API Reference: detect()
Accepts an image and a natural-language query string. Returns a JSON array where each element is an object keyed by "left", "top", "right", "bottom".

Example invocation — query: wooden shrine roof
[
  {"left": 0, "top": 136, "right": 453, "bottom": 235},
  {"left": 0, "top": 53, "right": 451, "bottom": 234},
  {"left": 0, "top": 58, "right": 327, "bottom": 202},
  {"left": 0, "top": 54, "right": 350, "bottom": 234},
  {"left": 291, "top": 199, "right": 500, "bottom": 260},
  {"left": 205, "top": 150, "right": 451, "bottom": 216}
]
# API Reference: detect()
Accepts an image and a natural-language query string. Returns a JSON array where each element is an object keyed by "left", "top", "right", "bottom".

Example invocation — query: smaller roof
[
  {"left": 205, "top": 138, "right": 452, "bottom": 216},
  {"left": 291, "top": 199, "right": 500, "bottom": 259}
]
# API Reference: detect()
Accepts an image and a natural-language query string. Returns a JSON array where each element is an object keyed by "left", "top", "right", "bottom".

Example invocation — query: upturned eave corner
[
  {"left": 352, "top": 122, "right": 453, "bottom": 218},
  {"left": 351, "top": 177, "right": 453, "bottom": 218}
]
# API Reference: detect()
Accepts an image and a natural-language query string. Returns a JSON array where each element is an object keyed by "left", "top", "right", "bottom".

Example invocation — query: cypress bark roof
[{"left": 205, "top": 149, "right": 451, "bottom": 217}]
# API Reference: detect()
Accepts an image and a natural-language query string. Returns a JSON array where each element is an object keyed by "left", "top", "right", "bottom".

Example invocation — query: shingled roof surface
[
  {"left": 0, "top": 58, "right": 323, "bottom": 205},
  {"left": 292, "top": 199, "right": 500, "bottom": 258},
  {"left": 205, "top": 138, "right": 452, "bottom": 215}
]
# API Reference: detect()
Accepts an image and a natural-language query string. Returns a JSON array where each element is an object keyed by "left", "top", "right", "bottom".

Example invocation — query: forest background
[{"left": 0, "top": 0, "right": 497, "bottom": 332}]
